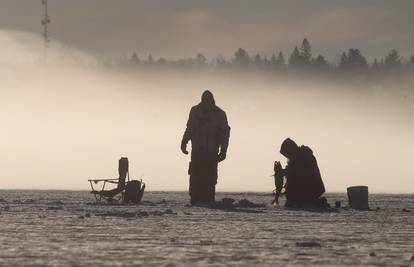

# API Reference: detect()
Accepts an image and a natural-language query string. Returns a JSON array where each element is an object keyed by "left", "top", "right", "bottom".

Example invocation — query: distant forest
[{"left": 103, "top": 38, "right": 414, "bottom": 75}]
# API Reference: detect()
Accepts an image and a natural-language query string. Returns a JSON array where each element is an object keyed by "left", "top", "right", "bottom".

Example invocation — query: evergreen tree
[
  {"left": 157, "top": 57, "right": 167, "bottom": 65},
  {"left": 289, "top": 46, "right": 301, "bottom": 68},
  {"left": 147, "top": 54, "right": 154, "bottom": 64},
  {"left": 339, "top": 52, "right": 348, "bottom": 69},
  {"left": 196, "top": 53, "right": 207, "bottom": 66},
  {"left": 215, "top": 55, "right": 227, "bottom": 67},
  {"left": 270, "top": 54, "right": 277, "bottom": 68},
  {"left": 254, "top": 54, "right": 262, "bottom": 66},
  {"left": 263, "top": 56, "right": 270, "bottom": 68},
  {"left": 289, "top": 39, "right": 312, "bottom": 69},
  {"left": 348, "top": 49, "right": 367, "bottom": 69},
  {"left": 276, "top": 52, "right": 286, "bottom": 68},
  {"left": 300, "top": 38, "right": 312, "bottom": 64},
  {"left": 371, "top": 58, "right": 380, "bottom": 70},
  {"left": 130, "top": 52, "right": 140, "bottom": 64},
  {"left": 409, "top": 55, "right": 414, "bottom": 67},
  {"left": 384, "top": 49, "right": 402, "bottom": 68},
  {"left": 339, "top": 49, "right": 367, "bottom": 70},
  {"left": 312, "top": 54, "right": 329, "bottom": 70},
  {"left": 233, "top": 48, "right": 251, "bottom": 66}
]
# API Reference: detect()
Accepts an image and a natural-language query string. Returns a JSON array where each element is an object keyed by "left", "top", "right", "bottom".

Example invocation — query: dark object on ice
[
  {"left": 181, "top": 90, "right": 230, "bottom": 205},
  {"left": 47, "top": 206, "right": 63, "bottom": 211},
  {"left": 296, "top": 241, "right": 321, "bottom": 248},
  {"left": 95, "top": 210, "right": 174, "bottom": 218},
  {"left": 138, "top": 211, "right": 149, "bottom": 217},
  {"left": 164, "top": 209, "right": 174, "bottom": 214},
  {"left": 222, "top": 198, "right": 235, "bottom": 207},
  {"left": 369, "top": 252, "right": 376, "bottom": 257},
  {"left": 276, "top": 138, "right": 327, "bottom": 207},
  {"left": 124, "top": 180, "right": 145, "bottom": 204},
  {"left": 347, "top": 186, "right": 369, "bottom": 210},
  {"left": 402, "top": 208, "right": 412, "bottom": 212},
  {"left": 335, "top": 201, "right": 341, "bottom": 208},
  {"left": 88, "top": 157, "right": 145, "bottom": 203},
  {"left": 237, "top": 199, "right": 266, "bottom": 208},
  {"left": 200, "top": 240, "right": 213, "bottom": 245}
]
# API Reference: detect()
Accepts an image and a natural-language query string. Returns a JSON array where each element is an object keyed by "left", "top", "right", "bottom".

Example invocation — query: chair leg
[{"left": 90, "top": 181, "right": 101, "bottom": 202}]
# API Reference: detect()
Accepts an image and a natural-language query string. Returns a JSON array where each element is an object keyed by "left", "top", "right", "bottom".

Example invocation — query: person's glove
[
  {"left": 218, "top": 150, "right": 227, "bottom": 162},
  {"left": 181, "top": 141, "right": 189, "bottom": 155}
]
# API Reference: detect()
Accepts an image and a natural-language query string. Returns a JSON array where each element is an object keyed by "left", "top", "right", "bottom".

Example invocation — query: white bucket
[{"left": 347, "top": 186, "right": 369, "bottom": 210}]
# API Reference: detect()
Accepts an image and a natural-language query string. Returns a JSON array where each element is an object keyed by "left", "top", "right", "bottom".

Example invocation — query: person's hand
[
  {"left": 181, "top": 142, "right": 189, "bottom": 155},
  {"left": 274, "top": 161, "right": 282, "bottom": 173},
  {"left": 218, "top": 151, "right": 227, "bottom": 162}
]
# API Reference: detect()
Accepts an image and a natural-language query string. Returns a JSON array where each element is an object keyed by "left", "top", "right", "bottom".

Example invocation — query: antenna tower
[{"left": 41, "top": 0, "right": 51, "bottom": 61}]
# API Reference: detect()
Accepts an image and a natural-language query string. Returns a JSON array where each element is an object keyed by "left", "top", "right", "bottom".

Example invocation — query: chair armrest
[
  {"left": 88, "top": 178, "right": 119, "bottom": 183},
  {"left": 105, "top": 180, "right": 119, "bottom": 184}
]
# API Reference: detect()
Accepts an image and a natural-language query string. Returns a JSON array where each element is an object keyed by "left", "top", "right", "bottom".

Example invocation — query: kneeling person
[{"left": 276, "top": 138, "right": 327, "bottom": 207}]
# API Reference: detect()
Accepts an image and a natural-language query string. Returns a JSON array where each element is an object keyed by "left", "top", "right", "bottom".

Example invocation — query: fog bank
[{"left": 0, "top": 31, "right": 413, "bottom": 193}]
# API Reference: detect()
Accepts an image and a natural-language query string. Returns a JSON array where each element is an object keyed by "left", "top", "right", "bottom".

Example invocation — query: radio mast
[{"left": 41, "top": 0, "right": 51, "bottom": 61}]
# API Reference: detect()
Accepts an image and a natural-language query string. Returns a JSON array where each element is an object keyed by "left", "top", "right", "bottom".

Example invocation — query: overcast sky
[{"left": 1, "top": 0, "right": 414, "bottom": 62}]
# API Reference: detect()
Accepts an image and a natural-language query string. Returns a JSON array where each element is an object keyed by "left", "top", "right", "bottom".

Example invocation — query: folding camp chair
[{"left": 89, "top": 157, "right": 145, "bottom": 203}]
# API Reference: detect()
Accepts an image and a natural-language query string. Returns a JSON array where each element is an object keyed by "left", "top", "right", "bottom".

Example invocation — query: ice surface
[{"left": 0, "top": 191, "right": 413, "bottom": 266}]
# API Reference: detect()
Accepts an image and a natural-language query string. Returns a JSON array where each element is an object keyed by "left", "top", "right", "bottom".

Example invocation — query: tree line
[{"left": 105, "top": 38, "right": 414, "bottom": 74}]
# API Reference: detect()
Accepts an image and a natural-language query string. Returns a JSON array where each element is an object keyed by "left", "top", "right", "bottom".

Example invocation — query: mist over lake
[{"left": 1, "top": 51, "right": 413, "bottom": 193}]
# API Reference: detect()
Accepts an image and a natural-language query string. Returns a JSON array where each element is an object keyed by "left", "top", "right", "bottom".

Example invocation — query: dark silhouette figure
[
  {"left": 274, "top": 138, "right": 327, "bottom": 207},
  {"left": 181, "top": 91, "right": 230, "bottom": 204}
]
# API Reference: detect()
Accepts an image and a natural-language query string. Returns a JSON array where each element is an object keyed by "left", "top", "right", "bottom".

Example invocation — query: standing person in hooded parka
[{"left": 181, "top": 90, "right": 230, "bottom": 205}]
